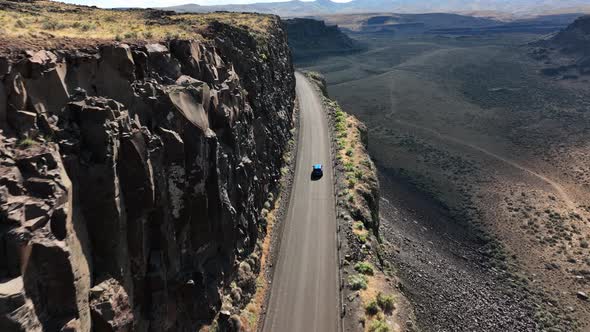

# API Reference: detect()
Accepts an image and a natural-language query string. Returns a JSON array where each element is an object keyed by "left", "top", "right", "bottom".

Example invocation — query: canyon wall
[
  {"left": 282, "top": 18, "right": 362, "bottom": 61},
  {"left": 0, "top": 18, "right": 294, "bottom": 332}
]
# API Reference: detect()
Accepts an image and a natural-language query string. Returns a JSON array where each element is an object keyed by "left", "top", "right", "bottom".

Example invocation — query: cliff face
[
  {"left": 282, "top": 18, "right": 362, "bottom": 61},
  {"left": 0, "top": 18, "right": 294, "bottom": 332}
]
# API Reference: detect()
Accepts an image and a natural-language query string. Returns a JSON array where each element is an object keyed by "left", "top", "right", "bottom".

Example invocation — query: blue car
[{"left": 311, "top": 164, "right": 323, "bottom": 180}]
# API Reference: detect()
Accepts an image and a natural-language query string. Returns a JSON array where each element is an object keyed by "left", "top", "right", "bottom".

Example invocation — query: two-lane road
[{"left": 262, "top": 72, "right": 339, "bottom": 332}]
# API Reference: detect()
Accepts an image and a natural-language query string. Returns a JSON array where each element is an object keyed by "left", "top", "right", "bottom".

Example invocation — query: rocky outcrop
[
  {"left": 551, "top": 15, "right": 590, "bottom": 55},
  {"left": 0, "top": 18, "right": 294, "bottom": 332},
  {"left": 532, "top": 15, "right": 590, "bottom": 78},
  {"left": 282, "top": 18, "right": 362, "bottom": 61}
]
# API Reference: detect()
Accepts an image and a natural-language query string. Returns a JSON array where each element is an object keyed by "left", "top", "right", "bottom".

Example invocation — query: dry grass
[
  {"left": 331, "top": 99, "right": 369, "bottom": 203},
  {"left": 359, "top": 273, "right": 409, "bottom": 332},
  {"left": 239, "top": 196, "right": 281, "bottom": 331},
  {"left": 353, "top": 221, "right": 369, "bottom": 243},
  {"left": 360, "top": 274, "right": 390, "bottom": 331},
  {"left": 237, "top": 107, "right": 297, "bottom": 331},
  {"left": 0, "top": 0, "right": 273, "bottom": 42}
]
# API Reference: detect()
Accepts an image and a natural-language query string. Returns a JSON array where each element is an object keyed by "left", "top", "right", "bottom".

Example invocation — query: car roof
[{"left": 313, "top": 164, "right": 322, "bottom": 169}]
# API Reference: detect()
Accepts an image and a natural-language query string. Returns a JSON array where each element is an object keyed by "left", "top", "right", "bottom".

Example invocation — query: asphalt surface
[{"left": 262, "top": 72, "right": 339, "bottom": 332}]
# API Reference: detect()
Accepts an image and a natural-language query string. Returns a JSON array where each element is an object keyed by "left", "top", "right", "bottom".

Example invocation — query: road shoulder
[{"left": 305, "top": 71, "right": 417, "bottom": 332}]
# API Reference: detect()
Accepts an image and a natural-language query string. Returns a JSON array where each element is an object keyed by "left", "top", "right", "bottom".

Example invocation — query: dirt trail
[{"left": 388, "top": 117, "right": 577, "bottom": 211}]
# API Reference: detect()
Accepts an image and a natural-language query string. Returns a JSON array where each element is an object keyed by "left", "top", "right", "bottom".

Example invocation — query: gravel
[{"left": 378, "top": 172, "right": 541, "bottom": 332}]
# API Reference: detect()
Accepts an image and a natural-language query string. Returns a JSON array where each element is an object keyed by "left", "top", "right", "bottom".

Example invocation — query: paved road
[{"left": 262, "top": 72, "right": 339, "bottom": 332}]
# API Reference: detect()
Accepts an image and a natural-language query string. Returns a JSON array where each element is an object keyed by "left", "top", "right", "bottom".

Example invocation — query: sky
[{"left": 61, "top": 0, "right": 351, "bottom": 8}]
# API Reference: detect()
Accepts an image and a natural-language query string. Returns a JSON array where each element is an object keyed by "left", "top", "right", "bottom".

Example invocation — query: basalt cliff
[
  {"left": 282, "top": 18, "right": 362, "bottom": 61},
  {"left": 0, "top": 7, "right": 295, "bottom": 332}
]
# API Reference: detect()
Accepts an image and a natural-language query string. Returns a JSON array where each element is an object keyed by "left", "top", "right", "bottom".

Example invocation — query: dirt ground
[{"left": 299, "top": 31, "right": 590, "bottom": 331}]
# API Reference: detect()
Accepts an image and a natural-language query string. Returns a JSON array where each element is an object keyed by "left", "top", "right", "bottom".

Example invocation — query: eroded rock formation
[
  {"left": 0, "top": 19, "right": 294, "bottom": 331},
  {"left": 282, "top": 18, "right": 361, "bottom": 60}
]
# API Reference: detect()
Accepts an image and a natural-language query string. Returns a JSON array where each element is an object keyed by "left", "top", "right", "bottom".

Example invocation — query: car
[{"left": 311, "top": 164, "right": 323, "bottom": 180}]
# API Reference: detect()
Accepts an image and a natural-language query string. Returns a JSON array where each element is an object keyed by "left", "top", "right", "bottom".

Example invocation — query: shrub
[
  {"left": 344, "top": 162, "right": 355, "bottom": 172},
  {"left": 356, "top": 232, "right": 368, "bottom": 243},
  {"left": 581, "top": 240, "right": 589, "bottom": 248},
  {"left": 41, "top": 20, "right": 65, "bottom": 30},
  {"left": 368, "top": 318, "right": 390, "bottom": 332},
  {"left": 354, "top": 170, "right": 363, "bottom": 180},
  {"left": 80, "top": 23, "right": 96, "bottom": 32},
  {"left": 346, "top": 148, "right": 354, "bottom": 157},
  {"left": 124, "top": 31, "right": 138, "bottom": 39},
  {"left": 365, "top": 300, "right": 380, "bottom": 315},
  {"left": 354, "top": 261, "right": 374, "bottom": 276},
  {"left": 353, "top": 221, "right": 364, "bottom": 230},
  {"left": 17, "top": 137, "right": 35, "bottom": 148},
  {"left": 348, "top": 274, "right": 367, "bottom": 290},
  {"left": 14, "top": 19, "right": 25, "bottom": 28},
  {"left": 376, "top": 292, "right": 395, "bottom": 312},
  {"left": 143, "top": 30, "right": 154, "bottom": 38}
]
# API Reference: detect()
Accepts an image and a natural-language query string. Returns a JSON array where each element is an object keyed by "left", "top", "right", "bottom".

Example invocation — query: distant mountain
[{"left": 164, "top": 0, "right": 590, "bottom": 18}]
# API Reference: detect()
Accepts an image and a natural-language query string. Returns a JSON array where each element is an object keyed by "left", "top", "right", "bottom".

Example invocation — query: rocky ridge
[
  {"left": 0, "top": 17, "right": 295, "bottom": 332},
  {"left": 532, "top": 15, "right": 590, "bottom": 79},
  {"left": 282, "top": 18, "right": 362, "bottom": 60},
  {"left": 551, "top": 15, "right": 590, "bottom": 55}
]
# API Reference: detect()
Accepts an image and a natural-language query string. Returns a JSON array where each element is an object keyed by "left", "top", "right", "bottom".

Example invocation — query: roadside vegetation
[
  {"left": 305, "top": 71, "right": 416, "bottom": 332},
  {"left": 0, "top": 0, "right": 272, "bottom": 42},
  {"left": 355, "top": 261, "right": 374, "bottom": 275}
]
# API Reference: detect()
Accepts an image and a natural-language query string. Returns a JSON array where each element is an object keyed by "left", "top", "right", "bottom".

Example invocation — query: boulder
[
  {"left": 89, "top": 278, "right": 133, "bottom": 332},
  {"left": 0, "top": 277, "right": 25, "bottom": 314},
  {"left": 167, "top": 84, "right": 210, "bottom": 132},
  {"left": 95, "top": 44, "right": 136, "bottom": 107},
  {"left": 145, "top": 43, "right": 182, "bottom": 83},
  {"left": 169, "top": 40, "right": 203, "bottom": 79},
  {"left": 22, "top": 239, "right": 82, "bottom": 330}
]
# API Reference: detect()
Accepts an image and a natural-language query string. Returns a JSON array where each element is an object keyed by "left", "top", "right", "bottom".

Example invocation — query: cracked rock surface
[{"left": 0, "top": 19, "right": 294, "bottom": 331}]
